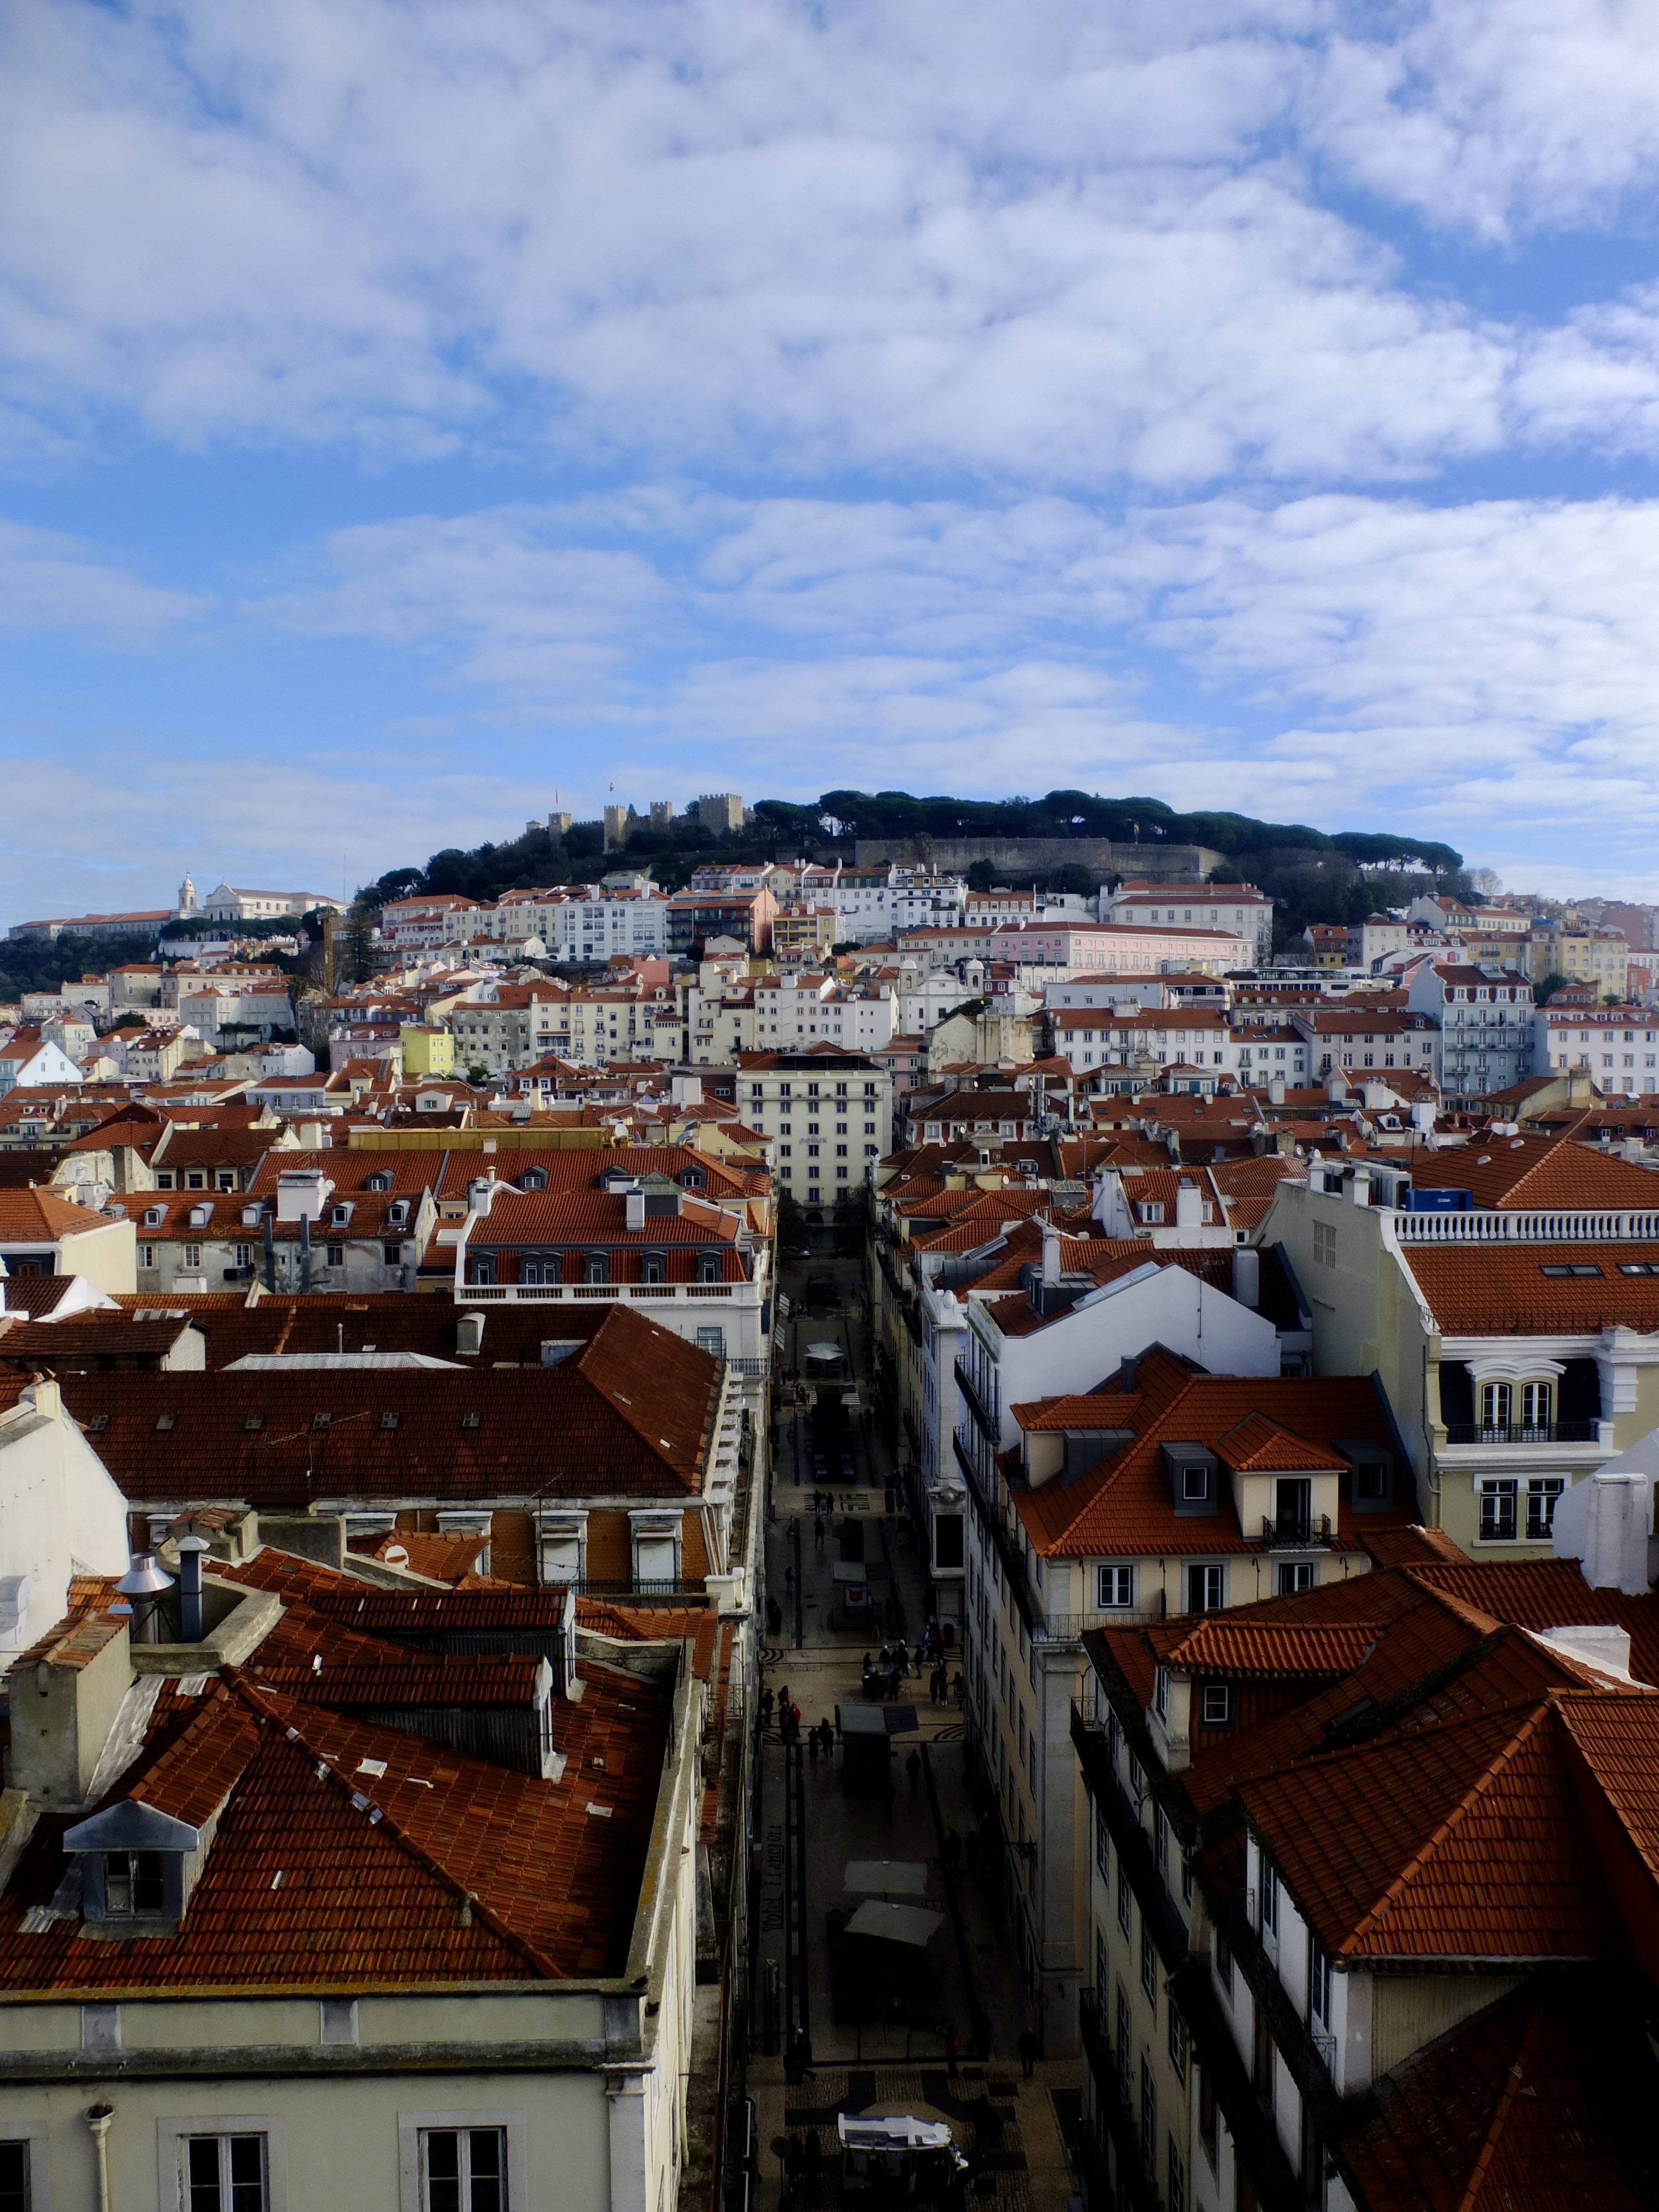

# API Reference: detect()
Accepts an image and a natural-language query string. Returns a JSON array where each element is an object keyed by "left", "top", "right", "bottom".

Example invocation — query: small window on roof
[
  {"left": 87, "top": 1413, "right": 109, "bottom": 1433},
  {"left": 1619, "top": 1261, "right": 1659, "bottom": 1276},
  {"left": 1541, "top": 1262, "right": 1603, "bottom": 1278},
  {"left": 460, "top": 1410, "right": 481, "bottom": 1430},
  {"left": 155, "top": 1413, "right": 175, "bottom": 1432},
  {"left": 380, "top": 1410, "right": 399, "bottom": 1430},
  {"left": 243, "top": 1413, "right": 263, "bottom": 1432},
  {"left": 311, "top": 1411, "right": 331, "bottom": 1430}
]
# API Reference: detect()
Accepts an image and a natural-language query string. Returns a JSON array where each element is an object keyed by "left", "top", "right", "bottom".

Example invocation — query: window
[
  {"left": 138, "top": 1243, "right": 155, "bottom": 1269},
  {"left": 183, "top": 1243, "right": 202, "bottom": 1270},
  {"left": 1198, "top": 2069, "right": 1218, "bottom": 2172},
  {"left": 695, "top": 1327, "right": 725, "bottom": 1357},
  {"left": 1154, "top": 1804, "right": 1168, "bottom": 1876},
  {"left": 106, "top": 1849, "right": 166, "bottom": 1915},
  {"left": 1117, "top": 1855, "right": 1131, "bottom": 1936},
  {"left": 184, "top": 2133, "right": 267, "bottom": 2211},
  {"left": 1168, "top": 1999, "right": 1187, "bottom": 2081},
  {"left": 1140, "top": 1921, "right": 1156, "bottom": 1999},
  {"left": 1181, "top": 1465, "right": 1209, "bottom": 1503},
  {"left": 1139, "top": 2059, "right": 1155, "bottom": 2177},
  {"left": 1309, "top": 1936, "right": 1333, "bottom": 2028},
  {"left": 1200, "top": 1684, "right": 1231, "bottom": 1727},
  {"left": 1479, "top": 1479, "right": 1519, "bottom": 1542},
  {"left": 326, "top": 1244, "right": 345, "bottom": 1269},
  {"left": 418, "top": 2127, "right": 507, "bottom": 2212},
  {"left": 1527, "top": 1478, "right": 1565, "bottom": 1540},
  {"left": 1097, "top": 1564, "right": 1134, "bottom": 1610},
  {"left": 1167, "top": 2136, "right": 1187, "bottom": 2212},
  {"left": 1261, "top": 1860, "right": 1280, "bottom": 1936},
  {"left": 1116, "top": 1988, "right": 1131, "bottom": 2095},
  {"left": 1213, "top": 1927, "right": 1232, "bottom": 1999},
  {"left": 1186, "top": 1564, "right": 1223, "bottom": 1613},
  {"left": 1276, "top": 1561, "right": 1313, "bottom": 1595},
  {"left": 1313, "top": 1219, "right": 1337, "bottom": 1267}
]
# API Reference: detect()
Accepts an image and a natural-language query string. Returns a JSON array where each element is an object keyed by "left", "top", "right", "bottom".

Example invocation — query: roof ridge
[
  {"left": 226, "top": 1675, "right": 563, "bottom": 1979},
  {"left": 1453, "top": 1998, "right": 1546, "bottom": 2212},
  {"left": 1344, "top": 1700, "right": 1554, "bottom": 1952}
]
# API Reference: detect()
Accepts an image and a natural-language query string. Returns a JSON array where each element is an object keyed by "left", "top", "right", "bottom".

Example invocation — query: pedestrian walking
[
  {"left": 905, "top": 1747, "right": 922, "bottom": 1791},
  {"left": 1018, "top": 2026, "right": 1037, "bottom": 2079},
  {"left": 807, "top": 1728, "right": 819, "bottom": 1767},
  {"left": 833, "top": 1704, "right": 842, "bottom": 1739},
  {"left": 803, "top": 2128, "right": 822, "bottom": 2196},
  {"left": 943, "top": 2024, "right": 961, "bottom": 2080},
  {"left": 784, "top": 2132, "right": 802, "bottom": 2201},
  {"left": 761, "top": 1688, "right": 775, "bottom": 1729},
  {"left": 813, "top": 1515, "right": 825, "bottom": 1551}
]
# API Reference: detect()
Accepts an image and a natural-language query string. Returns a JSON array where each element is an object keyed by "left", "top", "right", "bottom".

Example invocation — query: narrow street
[{"left": 745, "top": 1248, "right": 1082, "bottom": 2210}]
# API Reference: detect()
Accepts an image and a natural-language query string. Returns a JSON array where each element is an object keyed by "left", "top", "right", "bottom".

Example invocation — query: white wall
[
  {"left": 0, "top": 1381, "right": 132, "bottom": 1666},
  {"left": 983, "top": 1267, "right": 1280, "bottom": 1447}
]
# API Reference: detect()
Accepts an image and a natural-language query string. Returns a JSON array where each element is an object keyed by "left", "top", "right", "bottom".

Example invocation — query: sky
[{"left": 7, "top": 0, "right": 1659, "bottom": 928}]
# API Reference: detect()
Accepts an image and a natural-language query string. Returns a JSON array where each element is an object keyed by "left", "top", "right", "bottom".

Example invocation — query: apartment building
[
  {"left": 0, "top": 1543, "right": 707, "bottom": 2212},
  {"left": 1533, "top": 994, "right": 1659, "bottom": 1083},
  {"left": 1403, "top": 961, "right": 1531, "bottom": 1100},
  {"left": 1262, "top": 1138, "right": 1659, "bottom": 1558},
  {"left": 1104, "top": 881, "right": 1274, "bottom": 966},
  {"left": 736, "top": 1048, "right": 892, "bottom": 1211},
  {"left": 0, "top": 1190, "right": 136, "bottom": 1293},
  {"left": 1073, "top": 1535, "right": 1659, "bottom": 2212},
  {"left": 957, "top": 1348, "right": 1413, "bottom": 2052},
  {"left": 451, "top": 1161, "right": 770, "bottom": 1365}
]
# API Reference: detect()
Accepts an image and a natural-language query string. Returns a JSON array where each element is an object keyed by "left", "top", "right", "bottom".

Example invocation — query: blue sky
[{"left": 7, "top": 0, "right": 1659, "bottom": 927}]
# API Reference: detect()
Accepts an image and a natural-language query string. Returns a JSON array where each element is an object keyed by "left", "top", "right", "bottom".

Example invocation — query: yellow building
[{"left": 399, "top": 1023, "right": 455, "bottom": 1076}]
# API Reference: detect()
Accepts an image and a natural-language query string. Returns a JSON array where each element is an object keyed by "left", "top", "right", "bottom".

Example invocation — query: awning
[
  {"left": 844, "top": 1900, "right": 946, "bottom": 1948},
  {"left": 844, "top": 1859, "right": 929, "bottom": 1897},
  {"left": 841, "top": 1702, "right": 920, "bottom": 1735}
]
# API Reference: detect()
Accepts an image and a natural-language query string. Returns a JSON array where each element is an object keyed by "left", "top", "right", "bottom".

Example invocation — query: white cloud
[
  {"left": 0, "top": 520, "right": 200, "bottom": 640},
  {"left": 0, "top": 0, "right": 1593, "bottom": 484},
  {"left": 1310, "top": 1, "right": 1659, "bottom": 240}
]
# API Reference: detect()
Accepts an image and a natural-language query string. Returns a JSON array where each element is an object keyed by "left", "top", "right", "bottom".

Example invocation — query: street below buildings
[{"left": 743, "top": 1248, "right": 1083, "bottom": 2211}]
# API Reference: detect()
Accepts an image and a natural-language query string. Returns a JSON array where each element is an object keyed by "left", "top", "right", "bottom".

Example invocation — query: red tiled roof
[
  {"left": 1339, "top": 1981, "right": 1659, "bottom": 2212},
  {"left": 1150, "top": 1620, "right": 1380, "bottom": 1677},
  {"left": 1015, "top": 1361, "right": 1407, "bottom": 1558},
  {"left": 55, "top": 1305, "right": 718, "bottom": 1507},
  {"left": 1401, "top": 1241, "right": 1659, "bottom": 1334},
  {"left": 1239, "top": 1697, "right": 1631, "bottom": 1960}
]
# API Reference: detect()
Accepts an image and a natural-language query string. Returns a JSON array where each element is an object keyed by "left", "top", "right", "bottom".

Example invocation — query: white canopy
[{"left": 844, "top": 1900, "right": 946, "bottom": 1948}]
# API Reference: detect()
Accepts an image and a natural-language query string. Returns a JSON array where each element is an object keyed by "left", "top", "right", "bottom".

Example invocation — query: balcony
[
  {"left": 1259, "top": 1514, "right": 1333, "bottom": 1551},
  {"left": 1442, "top": 1420, "right": 1600, "bottom": 1446},
  {"left": 954, "top": 1357, "right": 1000, "bottom": 1443},
  {"left": 955, "top": 1433, "right": 1046, "bottom": 1642},
  {"left": 1076, "top": 1989, "right": 1161, "bottom": 2212}
]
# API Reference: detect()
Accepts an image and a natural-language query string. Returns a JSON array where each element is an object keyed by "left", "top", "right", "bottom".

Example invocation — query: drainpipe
[
  {"left": 299, "top": 1212, "right": 312, "bottom": 1293},
  {"left": 85, "top": 2103, "right": 114, "bottom": 2212},
  {"left": 262, "top": 1211, "right": 275, "bottom": 1292}
]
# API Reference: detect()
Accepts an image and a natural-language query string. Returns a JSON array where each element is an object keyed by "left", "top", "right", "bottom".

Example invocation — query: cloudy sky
[{"left": 6, "top": 0, "right": 1659, "bottom": 926}]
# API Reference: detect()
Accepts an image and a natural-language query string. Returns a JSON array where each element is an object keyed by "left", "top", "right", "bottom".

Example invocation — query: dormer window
[
  {"left": 520, "top": 1167, "right": 548, "bottom": 1191},
  {"left": 65, "top": 1799, "right": 205, "bottom": 1931},
  {"left": 144, "top": 1207, "right": 164, "bottom": 1227},
  {"left": 1182, "top": 1467, "right": 1208, "bottom": 1501},
  {"left": 106, "top": 1850, "right": 166, "bottom": 1914},
  {"left": 366, "top": 1171, "right": 393, "bottom": 1192}
]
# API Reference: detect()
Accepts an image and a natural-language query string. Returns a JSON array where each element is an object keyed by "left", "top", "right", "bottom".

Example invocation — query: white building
[
  {"left": 0, "top": 1376, "right": 131, "bottom": 1669},
  {"left": 200, "top": 883, "right": 348, "bottom": 921},
  {"left": 1103, "top": 880, "right": 1274, "bottom": 966}
]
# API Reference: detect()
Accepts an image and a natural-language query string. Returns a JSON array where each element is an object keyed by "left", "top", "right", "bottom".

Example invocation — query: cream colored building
[{"left": 1261, "top": 1156, "right": 1659, "bottom": 1557}]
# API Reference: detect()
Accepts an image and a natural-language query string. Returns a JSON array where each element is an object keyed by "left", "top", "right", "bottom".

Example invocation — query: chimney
[
  {"left": 1041, "top": 1221, "right": 1061, "bottom": 1288},
  {"left": 468, "top": 1176, "right": 494, "bottom": 1217},
  {"left": 114, "top": 1553, "right": 175, "bottom": 1646},
  {"left": 457, "top": 1312, "right": 486, "bottom": 1357},
  {"left": 1267, "top": 1076, "right": 1285, "bottom": 1105},
  {"left": 1350, "top": 1168, "right": 1371, "bottom": 1207},
  {"left": 175, "top": 1535, "right": 210, "bottom": 1644},
  {"left": 1175, "top": 1180, "right": 1203, "bottom": 1234},
  {"left": 1232, "top": 1246, "right": 1259, "bottom": 1308}
]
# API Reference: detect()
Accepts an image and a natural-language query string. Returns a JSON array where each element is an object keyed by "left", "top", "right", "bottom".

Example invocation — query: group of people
[{"left": 761, "top": 1684, "right": 804, "bottom": 1741}]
